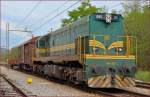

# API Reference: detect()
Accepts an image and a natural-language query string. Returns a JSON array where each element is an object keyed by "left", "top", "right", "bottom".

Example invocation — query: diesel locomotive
[{"left": 9, "top": 13, "right": 137, "bottom": 88}]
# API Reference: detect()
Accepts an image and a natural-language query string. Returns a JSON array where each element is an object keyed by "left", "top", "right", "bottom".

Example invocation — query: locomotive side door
[{"left": 75, "top": 36, "right": 89, "bottom": 64}]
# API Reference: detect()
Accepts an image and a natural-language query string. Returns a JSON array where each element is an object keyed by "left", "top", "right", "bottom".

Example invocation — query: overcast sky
[{"left": 1, "top": 0, "right": 124, "bottom": 48}]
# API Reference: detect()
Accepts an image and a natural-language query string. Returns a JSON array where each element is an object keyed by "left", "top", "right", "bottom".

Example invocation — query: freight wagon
[{"left": 9, "top": 37, "right": 38, "bottom": 71}]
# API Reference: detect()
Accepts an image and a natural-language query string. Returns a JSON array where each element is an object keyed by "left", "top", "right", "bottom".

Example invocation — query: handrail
[
  {"left": 80, "top": 36, "right": 81, "bottom": 62},
  {"left": 118, "top": 36, "right": 137, "bottom": 65},
  {"left": 83, "top": 36, "right": 86, "bottom": 64},
  {"left": 76, "top": 36, "right": 86, "bottom": 64}
]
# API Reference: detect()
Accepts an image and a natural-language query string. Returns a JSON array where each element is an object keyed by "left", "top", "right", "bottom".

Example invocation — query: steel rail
[
  {"left": 136, "top": 81, "right": 150, "bottom": 89},
  {"left": 116, "top": 88, "right": 150, "bottom": 97},
  {"left": 0, "top": 74, "right": 30, "bottom": 97}
]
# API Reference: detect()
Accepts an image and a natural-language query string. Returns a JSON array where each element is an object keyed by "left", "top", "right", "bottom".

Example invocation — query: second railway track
[
  {"left": 0, "top": 74, "right": 36, "bottom": 97},
  {"left": 136, "top": 80, "right": 150, "bottom": 89},
  {"left": 96, "top": 88, "right": 150, "bottom": 97}
]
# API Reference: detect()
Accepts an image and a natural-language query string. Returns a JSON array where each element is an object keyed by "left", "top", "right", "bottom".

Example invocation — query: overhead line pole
[
  {"left": 0, "top": 20, "right": 1, "bottom": 65},
  {"left": 6, "top": 23, "right": 10, "bottom": 68},
  {"left": 6, "top": 23, "right": 33, "bottom": 68},
  {"left": 8, "top": 30, "right": 33, "bottom": 38}
]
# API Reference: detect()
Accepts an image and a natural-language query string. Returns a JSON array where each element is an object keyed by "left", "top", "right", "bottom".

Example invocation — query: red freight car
[
  {"left": 8, "top": 59, "right": 19, "bottom": 68},
  {"left": 9, "top": 37, "right": 38, "bottom": 71},
  {"left": 18, "top": 37, "right": 38, "bottom": 71}
]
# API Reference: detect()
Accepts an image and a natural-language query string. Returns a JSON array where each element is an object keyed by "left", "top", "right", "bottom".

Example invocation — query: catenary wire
[
  {"left": 29, "top": 0, "right": 69, "bottom": 28},
  {"left": 17, "top": 0, "right": 42, "bottom": 26},
  {"left": 32, "top": 0, "right": 81, "bottom": 32}
]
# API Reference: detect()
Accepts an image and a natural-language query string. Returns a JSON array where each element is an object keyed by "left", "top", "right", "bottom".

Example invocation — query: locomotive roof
[
  {"left": 38, "top": 13, "right": 122, "bottom": 40},
  {"left": 38, "top": 16, "right": 89, "bottom": 40}
]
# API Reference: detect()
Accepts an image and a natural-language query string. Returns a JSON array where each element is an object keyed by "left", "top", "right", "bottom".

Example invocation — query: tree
[
  {"left": 61, "top": 1, "right": 105, "bottom": 26},
  {"left": 122, "top": 1, "right": 150, "bottom": 70},
  {"left": 0, "top": 48, "right": 8, "bottom": 63},
  {"left": 111, "top": 9, "right": 117, "bottom": 14}
]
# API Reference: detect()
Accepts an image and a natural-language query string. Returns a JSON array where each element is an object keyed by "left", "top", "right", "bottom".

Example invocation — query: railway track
[
  {"left": 136, "top": 80, "right": 150, "bottom": 89},
  {"left": 92, "top": 88, "right": 138, "bottom": 97},
  {"left": 96, "top": 88, "right": 150, "bottom": 97},
  {"left": 0, "top": 74, "right": 36, "bottom": 97},
  {"left": 94, "top": 80, "right": 150, "bottom": 97},
  {"left": 68, "top": 84, "right": 150, "bottom": 97}
]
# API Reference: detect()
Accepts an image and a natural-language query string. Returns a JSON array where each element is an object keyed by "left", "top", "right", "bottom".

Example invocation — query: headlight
[
  {"left": 118, "top": 48, "right": 123, "bottom": 52},
  {"left": 105, "top": 13, "right": 112, "bottom": 23}
]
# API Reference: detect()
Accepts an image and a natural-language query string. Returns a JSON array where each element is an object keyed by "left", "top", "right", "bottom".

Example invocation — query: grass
[{"left": 136, "top": 70, "right": 150, "bottom": 82}]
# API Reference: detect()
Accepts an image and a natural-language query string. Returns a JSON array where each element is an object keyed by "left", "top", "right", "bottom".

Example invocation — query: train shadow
[{"left": 94, "top": 88, "right": 125, "bottom": 93}]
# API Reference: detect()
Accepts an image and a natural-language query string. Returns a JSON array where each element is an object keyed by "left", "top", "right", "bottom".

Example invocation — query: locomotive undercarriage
[{"left": 32, "top": 61, "right": 85, "bottom": 84}]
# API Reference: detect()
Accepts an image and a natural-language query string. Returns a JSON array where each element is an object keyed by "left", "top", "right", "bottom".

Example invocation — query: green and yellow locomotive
[{"left": 33, "top": 13, "right": 137, "bottom": 88}]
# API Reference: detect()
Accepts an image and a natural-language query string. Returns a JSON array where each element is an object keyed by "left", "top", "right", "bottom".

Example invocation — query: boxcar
[
  {"left": 9, "top": 37, "right": 38, "bottom": 71},
  {"left": 19, "top": 37, "right": 38, "bottom": 71}
]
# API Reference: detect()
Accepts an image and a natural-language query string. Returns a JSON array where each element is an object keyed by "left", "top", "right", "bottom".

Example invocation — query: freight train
[{"left": 9, "top": 13, "right": 137, "bottom": 88}]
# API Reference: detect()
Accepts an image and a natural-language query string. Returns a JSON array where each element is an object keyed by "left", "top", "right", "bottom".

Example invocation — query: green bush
[{"left": 136, "top": 70, "right": 150, "bottom": 82}]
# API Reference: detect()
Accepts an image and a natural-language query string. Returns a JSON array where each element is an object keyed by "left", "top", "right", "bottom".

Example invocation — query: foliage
[
  {"left": 61, "top": 1, "right": 105, "bottom": 26},
  {"left": 122, "top": 1, "right": 150, "bottom": 70},
  {"left": 9, "top": 47, "right": 19, "bottom": 60},
  {"left": 111, "top": 9, "right": 117, "bottom": 14},
  {"left": 0, "top": 48, "right": 8, "bottom": 63},
  {"left": 136, "top": 70, "right": 150, "bottom": 82}
]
